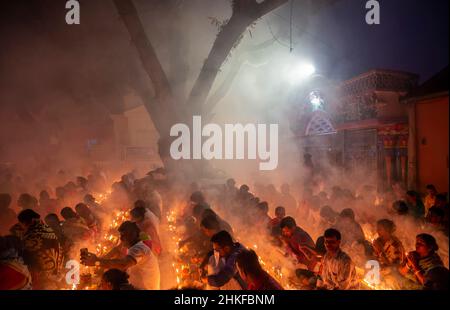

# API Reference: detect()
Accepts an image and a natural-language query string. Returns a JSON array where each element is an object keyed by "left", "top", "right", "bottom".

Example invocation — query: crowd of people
[{"left": 0, "top": 165, "right": 448, "bottom": 290}]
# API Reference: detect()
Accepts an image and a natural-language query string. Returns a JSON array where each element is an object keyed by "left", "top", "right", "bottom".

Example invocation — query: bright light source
[
  {"left": 309, "top": 90, "right": 324, "bottom": 111},
  {"left": 286, "top": 63, "right": 315, "bottom": 84}
]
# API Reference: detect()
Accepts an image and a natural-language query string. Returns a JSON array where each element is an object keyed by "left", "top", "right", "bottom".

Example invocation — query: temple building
[{"left": 291, "top": 69, "right": 420, "bottom": 191}]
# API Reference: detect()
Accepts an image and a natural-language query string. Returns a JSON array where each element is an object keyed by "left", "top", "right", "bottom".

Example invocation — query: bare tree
[{"left": 113, "top": 0, "right": 337, "bottom": 176}]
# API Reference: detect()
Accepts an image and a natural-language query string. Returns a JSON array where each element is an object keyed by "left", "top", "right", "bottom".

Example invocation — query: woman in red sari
[{"left": 0, "top": 235, "right": 32, "bottom": 290}]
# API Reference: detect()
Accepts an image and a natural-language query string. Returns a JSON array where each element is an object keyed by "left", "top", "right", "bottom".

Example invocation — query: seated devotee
[
  {"left": 235, "top": 185, "right": 254, "bottom": 208},
  {"left": 373, "top": 219, "right": 405, "bottom": 268},
  {"left": 44, "top": 213, "right": 72, "bottom": 259},
  {"left": 280, "top": 216, "right": 318, "bottom": 271},
  {"left": 81, "top": 221, "right": 160, "bottom": 290},
  {"left": 253, "top": 201, "right": 272, "bottom": 232},
  {"left": 319, "top": 205, "right": 338, "bottom": 231},
  {"left": 333, "top": 208, "right": 366, "bottom": 245},
  {"left": 372, "top": 219, "right": 405, "bottom": 288},
  {"left": 0, "top": 193, "right": 17, "bottom": 235},
  {"left": 269, "top": 206, "right": 285, "bottom": 237},
  {"left": 190, "top": 191, "right": 209, "bottom": 209},
  {"left": 60, "top": 207, "right": 91, "bottom": 242},
  {"left": 236, "top": 249, "right": 283, "bottom": 290},
  {"left": 315, "top": 236, "right": 326, "bottom": 256},
  {"left": 55, "top": 186, "right": 67, "bottom": 209},
  {"left": 400, "top": 233, "right": 449, "bottom": 290},
  {"left": 200, "top": 213, "right": 233, "bottom": 238},
  {"left": 83, "top": 194, "right": 104, "bottom": 214},
  {"left": 134, "top": 200, "right": 160, "bottom": 233},
  {"left": 426, "top": 207, "right": 449, "bottom": 236},
  {"left": 75, "top": 203, "right": 102, "bottom": 234},
  {"left": 99, "top": 268, "right": 138, "bottom": 290},
  {"left": 38, "top": 190, "right": 58, "bottom": 215},
  {"left": 200, "top": 215, "right": 228, "bottom": 238},
  {"left": 279, "top": 183, "right": 297, "bottom": 216},
  {"left": 204, "top": 230, "right": 247, "bottom": 290},
  {"left": 333, "top": 208, "right": 373, "bottom": 258},
  {"left": 390, "top": 200, "right": 410, "bottom": 217},
  {"left": 17, "top": 193, "right": 38, "bottom": 210},
  {"left": 424, "top": 184, "right": 438, "bottom": 217},
  {"left": 0, "top": 235, "right": 32, "bottom": 290},
  {"left": 130, "top": 205, "right": 161, "bottom": 256},
  {"left": 317, "top": 228, "right": 359, "bottom": 290},
  {"left": 18, "top": 209, "right": 64, "bottom": 289},
  {"left": 220, "top": 178, "right": 238, "bottom": 202},
  {"left": 178, "top": 212, "right": 211, "bottom": 259},
  {"left": 197, "top": 214, "right": 234, "bottom": 269},
  {"left": 76, "top": 176, "right": 89, "bottom": 196},
  {"left": 190, "top": 203, "right": 212, "bottom": 227},
  {"left": 433, "top": 193, "right": 449, "bottom": 225},
  {"left": 200, "top": 208, "right": 233, "bottom": 236},
  {"left": 405, "top": 190, "right": 425, "bottom": 219}
]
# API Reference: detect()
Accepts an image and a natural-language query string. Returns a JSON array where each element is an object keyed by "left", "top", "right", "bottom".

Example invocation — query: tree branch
[
  {"left": 186, "top": 0, "right": 288, "bottom": 115},
  {"left": 204, "top": 37, "right": 276, "bottom": 118},
  {"left": 113, "top": 0, "right": 181, "bottom": 131}
]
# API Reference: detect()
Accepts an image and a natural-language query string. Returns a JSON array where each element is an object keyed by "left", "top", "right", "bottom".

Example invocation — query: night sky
[{"left": 287, "top": 0, "right": 449, "bottom": 82}]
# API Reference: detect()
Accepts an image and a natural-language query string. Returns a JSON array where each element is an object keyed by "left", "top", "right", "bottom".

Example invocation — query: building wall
[{"left": 416, "top": 96, "right": 449, "bottom": 192}]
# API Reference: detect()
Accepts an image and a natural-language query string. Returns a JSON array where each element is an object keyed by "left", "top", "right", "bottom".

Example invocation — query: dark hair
[
  {"left": 18, "top": 209, "right": 40, "bottom": 225},
  {"left": 102, "top": 269, "right": 130, "bottom": 290},
  {"left": 61, "top": 207, "right": 77, "bottom": 220},
  {"left": 0, "top": 193, "right": 12, "bottom": 208},
  {"left": 280, "top": 216, "right": 296, "bottom": 229},
  {"left": 236, "top": 249, "right": 263, "bottom": 277},
  {"left": 18, "top": 193, "right": 38, "bottom": 208},
  {"left": 211, "top": 230, "right": 234, "bottom": 247},
  {"left": 76, "top": 176, "right": 88, "bottom": 186},
  {"left": 118, "top": 221, "right": 140, "bottom": 236},
  {"left": 190, "top": 191, "right": 205, "bottom": 204},
  {"left": 417, "top": 233, "right": 439, "bottom": 252},
  {"left": 340, "top": 208, "right": 355, "bottom": 220},
  {"left": 44, "top": 213, "right": 60, "bottom": 223},
  {"left": 392, "top": 200, "right": 409, "bottom": 215},
  {"left": 377, "top": 219, "right": 396, "bottom": 234},
  {"left": 324, "top": 228, "right": 341, "bottom": 240},
  {"left": 75, "top": 203, "right": 90, "bottom": 214},
  {"left": 193, "top": 203, "right": 209, "bottom": 218},
  {"left": 226, "top": 178, "right": 235, "bottom": 186},
  {"left": 39, "top": 190, "right": 50, "bottom": 199},
  {"left": 201, "top": 208, "right": 217, "bottom": 220},
  {"left": 84, "top": 194, "right": 95, "bottom": 203},
  {"left": 275, "top": 206, "right": 285, "bottom": 214},
  {"left": 200, "top": 215, "right": 220, "bottom": 231},
  {"left": 426, "top": 184, "right": 436, "bottom": 191},
  {"left": 130, "top": 205, "right": 146, "bottom": 220},
  {"left": 250, "top": 197, "right": 260, "bottom": 204},
  {"left": 257, "top": 201, "right": 269, "bottom": 213},
  {"left": 320, "top": 205, "right": 336, "bottom": 220},
  {"left": 239, "top": 184, "right": 249, "bottom": 191},
  {"left": 315, "top": 236, "right": 326, "bottom": 255}
]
